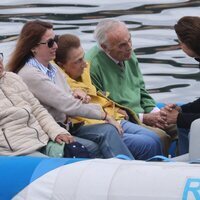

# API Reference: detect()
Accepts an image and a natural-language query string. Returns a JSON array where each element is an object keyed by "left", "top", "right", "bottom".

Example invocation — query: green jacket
[{"left": 86, "top": 46, "right": 156, "bottom": 114}]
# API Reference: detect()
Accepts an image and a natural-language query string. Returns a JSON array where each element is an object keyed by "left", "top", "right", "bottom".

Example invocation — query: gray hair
[{"left": 94, "top": 18, "right": 127, "bottom": 46}]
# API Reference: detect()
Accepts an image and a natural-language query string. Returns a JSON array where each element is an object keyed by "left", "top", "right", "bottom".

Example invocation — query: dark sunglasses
[
  {"left": 0, "top": 53, "right": 3, "bottom": 61},
  {"left": 38, "top": 35, "right": 59, "bottom": 48}
]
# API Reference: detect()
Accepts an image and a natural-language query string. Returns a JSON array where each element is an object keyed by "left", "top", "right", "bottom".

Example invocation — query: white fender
[{"left": 13, "top": 158, "right": 200, "bottom": 200}]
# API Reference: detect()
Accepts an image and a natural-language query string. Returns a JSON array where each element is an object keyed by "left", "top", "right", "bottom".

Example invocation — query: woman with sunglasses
[{"left": 7, "top": 20, "right": 134, "bottom": 159}]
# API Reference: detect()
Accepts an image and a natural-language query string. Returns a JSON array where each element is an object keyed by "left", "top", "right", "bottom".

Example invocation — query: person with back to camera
[{"left": 161, "top": 16, "right": 200, "bottom": 156}]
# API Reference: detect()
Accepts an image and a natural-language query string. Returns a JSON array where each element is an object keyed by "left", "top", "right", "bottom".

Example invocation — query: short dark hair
[
  {"left": 55, "top": 34, "right": 80, "bottom": 67},
  {"left": 174, "top": 16, "right": 200, "bottom": 56}
]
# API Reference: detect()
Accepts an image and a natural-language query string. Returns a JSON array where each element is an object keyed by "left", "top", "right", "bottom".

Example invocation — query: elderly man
[{"left": 86, "top": 18, "right": 174, "bottom": 155}]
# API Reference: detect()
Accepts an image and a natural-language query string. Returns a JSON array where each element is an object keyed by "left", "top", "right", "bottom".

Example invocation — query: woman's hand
[
  {"left": 163, "top": 103, "right": 181, "bottom": 112},
  {"left": 105, "top": 115, "right": 124, "bottom": 136},
  {"left": 161, "top": 107, "right": 179, "bottom": 125},
  {"left": 73, "top": 89, "right": 91, "bottom": 103},
  {"left": 117, "top": 108, "right": 129, "bottom": 120},
  {"left": 160, "top": 103, "right": 181, "bottom": 125},
  {"left": 55, "top": 134, "right": 74, "bottom": 144}
]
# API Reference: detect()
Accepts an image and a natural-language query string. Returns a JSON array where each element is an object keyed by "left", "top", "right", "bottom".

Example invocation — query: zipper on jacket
[
  {"left": 23, "top": 108, "right": 45, "bottom": 144},
  {"left": 2, "top": 128, "right": 14, "bottom": 151},
  {"left": 1, "top": 86, "right": 45, "bottom": 145}
]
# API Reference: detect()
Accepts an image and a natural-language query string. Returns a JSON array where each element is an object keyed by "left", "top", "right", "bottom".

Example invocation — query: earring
[{"left": 32, "top": 50, "right": 36, "bottom": 55}]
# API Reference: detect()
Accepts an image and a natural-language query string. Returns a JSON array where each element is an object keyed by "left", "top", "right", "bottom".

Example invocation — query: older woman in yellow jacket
[
  {"left": 54, "top": 34, "right": 164, "bottom": 160},
  {"left": 63, "top": 62, "right": 134, "bottom": 125}
]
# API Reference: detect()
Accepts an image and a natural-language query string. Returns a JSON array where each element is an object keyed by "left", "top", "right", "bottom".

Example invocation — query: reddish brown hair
[{"left": 7, "top": 20, "right": 53, "bottom": 72}]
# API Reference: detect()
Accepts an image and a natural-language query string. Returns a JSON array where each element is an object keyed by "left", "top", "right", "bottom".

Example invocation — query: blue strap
[
  {"left": 146, "top": 155, "right": 173, "bottom": 162},
  {"left": 0, "top": 156, "right": 85, "bottom": 200},
  {"left": 156, "top": 102, "right": 183, "bottom": 109},
  {"left": 115, "top": 154, "right": 133, "bottom": 160}
]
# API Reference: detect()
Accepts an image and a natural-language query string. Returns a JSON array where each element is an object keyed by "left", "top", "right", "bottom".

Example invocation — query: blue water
[{"left": 0, "top": 0, "right": 199, "bottom": 103}]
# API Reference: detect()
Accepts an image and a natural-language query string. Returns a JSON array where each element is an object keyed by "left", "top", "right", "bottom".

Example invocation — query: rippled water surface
[{"left": 0, "top": 0, "right": 199, "bottom": 103}]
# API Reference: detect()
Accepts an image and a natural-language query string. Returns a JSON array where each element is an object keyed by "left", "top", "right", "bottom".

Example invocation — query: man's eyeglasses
[
  {"left": 0, "top": 53, "right": 3, "bottom": 61},
  {"left": 38, "top": 35, "right": 59, "bottom": 48}
]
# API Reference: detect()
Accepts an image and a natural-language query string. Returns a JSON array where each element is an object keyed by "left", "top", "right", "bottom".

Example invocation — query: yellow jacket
[{"left": 63, "top": 64, "right": 141, "bottom": 125}]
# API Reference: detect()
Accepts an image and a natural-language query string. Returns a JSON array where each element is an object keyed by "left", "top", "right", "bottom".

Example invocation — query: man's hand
[
  {"left": 55, "top": 134, "right": 74, "bottom": 144},
  {"left": 73, "top": 89, "right": 91, "bottom": 103},
  {"left": 143, "top": 112, "right": 167, "bottom": 129}
]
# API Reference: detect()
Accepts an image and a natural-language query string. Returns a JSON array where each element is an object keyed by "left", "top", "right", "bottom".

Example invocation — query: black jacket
[
  {"left": 177, "top": 58, "right": 200, "bottom": 129},
  {"left": 177, "top": 98, "right": 200, "bottom": 129}
]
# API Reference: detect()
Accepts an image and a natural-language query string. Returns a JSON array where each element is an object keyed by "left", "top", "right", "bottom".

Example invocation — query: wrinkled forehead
[
  {"left": 107, "top": 26, "right": 130, "bottom": 45},
  {"left": 109, "top": 23, "right": 129, "bottom": 36}
]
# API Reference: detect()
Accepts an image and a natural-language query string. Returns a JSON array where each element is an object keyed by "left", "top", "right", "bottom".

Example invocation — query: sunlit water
[{"left": 0, "top": 0, "right": 199, "bottom": 104}]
